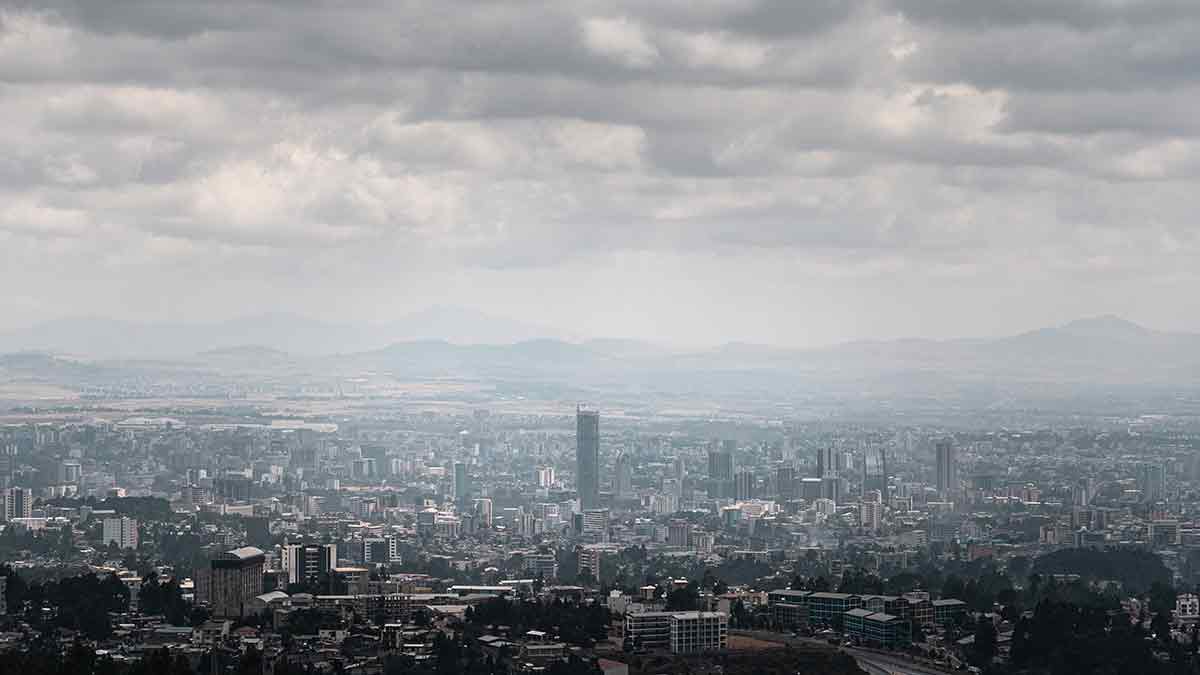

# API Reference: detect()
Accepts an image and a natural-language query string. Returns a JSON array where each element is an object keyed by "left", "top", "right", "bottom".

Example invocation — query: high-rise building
[
  {"left": 667, "top": 520, "right": 691, "bottom": 548},
  {"left": 707, "top": 443, "right": 735, "bottom": 499},
  {"left": 776, "top": 466, "right": 796, "bottom": 501},
  {"left": 577, "top": 545, "right": 606, "bottom": 580},
  {"left": 363, "top": 537, "right": 390, "bottom": 564},
  {"left": 1138, "top": 463, "right": 1166, "bottom": 502},
  {"left": 58, "top": 460, "right": 82, "bottom": 485},
  {"left": 1, "top": 487, "right": 32, "bottom": 521},
  {"left": 734, "top": 471, "right": 756, "bottom": 500},
  {"left": 102, "top": 517, "right": 139, "bottom": 549},
  {"left": 473, "top": 498, "right": 494, "bottom": 527},
  {"left": 861, "top": 490, "right": 883, "bottom": 532},
  {"left": 576, "top": 406, "right": 600, "bottom": 509},
  {"left": 821, "top": 475, "right": 843, "bottom": 504},
  {"left": 708, "top": 443, "right": 735, "bottom": 479},
  {"left": 282, "top": 543, "right": 337, "bottom": 586},
  {"left": 614, "top": 451, "right": 633, "bottom": 497},
  {"left": 535, "top": 466, "right": 556, "bottom": 487},
  {"left": 673, "top": 457, "right": 685, "bottom": 497},
  {"left": 1074, "top": 478, "right": 1094, "bottom": 506},
  {"left": 817, "top": 447, "right": 837, "bottom": 478},
  {"left": 453, "top": 462, "right": 470, "bottom": 504},
  {"left": 209, "top": 547, "right": 265, "bottom": 618},
  {"left": 935, "top": 440, "right": 957, "bottom": 499}
]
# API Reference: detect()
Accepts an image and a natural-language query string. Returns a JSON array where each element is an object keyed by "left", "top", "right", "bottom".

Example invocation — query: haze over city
[{"left": 3, "top": 3, "right": 1200, "bottom": 675}]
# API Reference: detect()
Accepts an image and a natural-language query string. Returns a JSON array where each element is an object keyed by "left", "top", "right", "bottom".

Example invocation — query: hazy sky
[{"left": 3, "top": 1, "right": 1199, "bottom": 346}]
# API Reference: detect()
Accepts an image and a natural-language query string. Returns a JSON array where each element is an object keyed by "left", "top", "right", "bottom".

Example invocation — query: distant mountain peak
[
  {"left": 1056, "top": 315, "right": 1152, "bottom": 338},
  {"left": 198, "top": 344, "right": 289, "bottom": 359}
]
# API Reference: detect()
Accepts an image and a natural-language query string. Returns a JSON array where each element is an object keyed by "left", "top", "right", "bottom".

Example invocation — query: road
[
  {"left": 731, "top": 630, "right": 957, "bottom": 675},
  {"left": 850, "top": 650, "right": 957, "bottom": 675}
]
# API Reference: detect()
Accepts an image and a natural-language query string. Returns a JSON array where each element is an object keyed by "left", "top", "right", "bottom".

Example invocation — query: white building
[
  {"left": 1176, "top": 594, "right": 1200, "bottom": 621},
  {"left": 102, "top": 517, "right": 139, "bottom": 549},
  {"left": 669, "top": 612, "right": 728, "bottom": 654},
  {"left": 1, "top": 487, "right": 33, "bottom": 521}
]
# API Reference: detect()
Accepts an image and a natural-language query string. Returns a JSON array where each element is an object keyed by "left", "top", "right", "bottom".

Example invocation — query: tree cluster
[{"left": 466, "top": 597, "right": 610, "bottom": 645}]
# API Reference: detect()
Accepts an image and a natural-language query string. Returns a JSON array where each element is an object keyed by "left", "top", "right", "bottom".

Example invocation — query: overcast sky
[{"left": 2, "top": 1, "right": 1199, "bottom": 347}]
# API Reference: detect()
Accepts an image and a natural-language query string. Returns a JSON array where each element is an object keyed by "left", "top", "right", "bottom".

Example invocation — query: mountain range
[
  {"left": 2, "top": 312, "right": 1199, "bottom": 391},
  {"left": 0, "top": 305, "right": 558, "bottom": 358}
]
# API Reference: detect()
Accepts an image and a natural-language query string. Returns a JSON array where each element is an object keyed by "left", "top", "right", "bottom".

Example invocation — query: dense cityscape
[
  {"left": 6, "top": 0, "right": 1200, "bottom": 673},
  {"left": 2, "top": 395, "right": 1200, "bottom": 675}
]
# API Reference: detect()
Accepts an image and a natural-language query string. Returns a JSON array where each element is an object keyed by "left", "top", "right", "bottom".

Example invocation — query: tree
[
  {"left": 1148, "top": 581, "right": 1177, "bottom": 616},
  {"left": 1008, "top": 555, "right": 1031, "bottom": 580},
  {"left": 665, "top": 585, "right": 699, "bottom": 611},
  {"left": 942, "top": 575, "right": 966, "bottom": 600},
  {"left": 972, "top": 617, "right": 998, "bottom": 666},
  {"left": 239, "top": 645, "right": 263, "bottom": 675},
  {"left": 1151, "top": 611, "right": 1172, "bottom": 645}
]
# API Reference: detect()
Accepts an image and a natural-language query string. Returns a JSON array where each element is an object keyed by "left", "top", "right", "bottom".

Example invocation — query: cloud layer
[{"left": 2, "top": 0, "right": 1199, "bottom": 345}]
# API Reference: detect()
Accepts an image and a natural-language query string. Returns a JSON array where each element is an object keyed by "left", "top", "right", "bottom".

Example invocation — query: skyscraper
[
  {"left": 708, "top": 445, "right": 734, "bottom": 480},
  {"left": 935, "top": 439, "right": 957, "bottom": 499},
  {"left": 453, "top": 461, "right": 470, "bottom": 504},
  {"left": 817, "top": 447, "right": 837, "bottom": 478},
  {"left": 707, "top": 442, "right": 735, "bottom": 499},
  {"left": 1138, "top": 463, "right": 1166, "bottom": 502},
  {"left": 614, "top": 450, "right": 633, "bottom": 497},
  {"left": 576, "top": 406, "right": 600, "bottom": 509},
  {"left": 734, "top": 471, "right": 756, "bottom": 500},
  {"left": 776, "top": 466, "right": 796, "bottom": 501}
]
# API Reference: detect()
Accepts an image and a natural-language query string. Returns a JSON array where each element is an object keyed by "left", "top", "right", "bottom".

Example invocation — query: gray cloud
[{"left": 0, "top": 1, "right": 1198, "bottom": 344}]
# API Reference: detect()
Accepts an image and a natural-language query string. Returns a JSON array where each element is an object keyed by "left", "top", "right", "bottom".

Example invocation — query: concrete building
[
  {"left": 282, "top": 543, "right": 337, "bottom": 585},
  {"left": 363, "top": 537, "right": 390, "bottom": 565},
  {"left": 767, "top": 590, "right": 811, "bottom": 630},
  {"left": 734, "top": 471, "right": 756, "bottom": 500},
  {"left": 932, "top": 598, "right": 967, "bottom": 627},
  {"left": 806, "top": 592, "right": 862, "bottom": 627},
  {"left": 576, "top": 406, "right": 600, "bottom": 509},
  {"left": 708, "top": 443, "right": 735, "bottom": 499},
  {"left": 1, "top": 487, "right": 32, "bottom": 521},
  {"left": 667, "top": 520, "right": 691, "bottom": 548},
  {"left": 473, "top": 498, "right": 494, "bottom": 527},
  {"left": 454, "top": 462, "right": 470, "bottom": 504},
  {"left": 860, "top": 495, "right": 883, "bottom": 532},
  {"left": 935, "top": 440, "right": 957, "bottom": 500},
  {"left": 624, "top": 610, "right": 673, "bottom": 650},
  {"left": 844, "top": 609, "right": 904, "bottom": 648},
  {"left": 523, "top": 553, "right": 558, "bottom": 579},
  {"left": 209, "top": 546, "right": 265, "bottom": 618},
  {"left": 102, "top": 516, "right": 139, "bottom": 549},
  {"left": 614, "top": 451, "right": 633, "bottom": 498},
  {"left": 669, "top": 612, "right": 728, "bottom": 654}
]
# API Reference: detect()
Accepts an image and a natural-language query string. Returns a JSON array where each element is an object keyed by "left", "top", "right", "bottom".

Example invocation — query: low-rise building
[
  {"left": 669, "top": 612, "right": 728, "bottom": 654},
  {"left": 624, "top": 610, "right": 673, "bottom": 650},
  {"left": 843, "top": 609, "right": 904, "bottom": 648}
]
